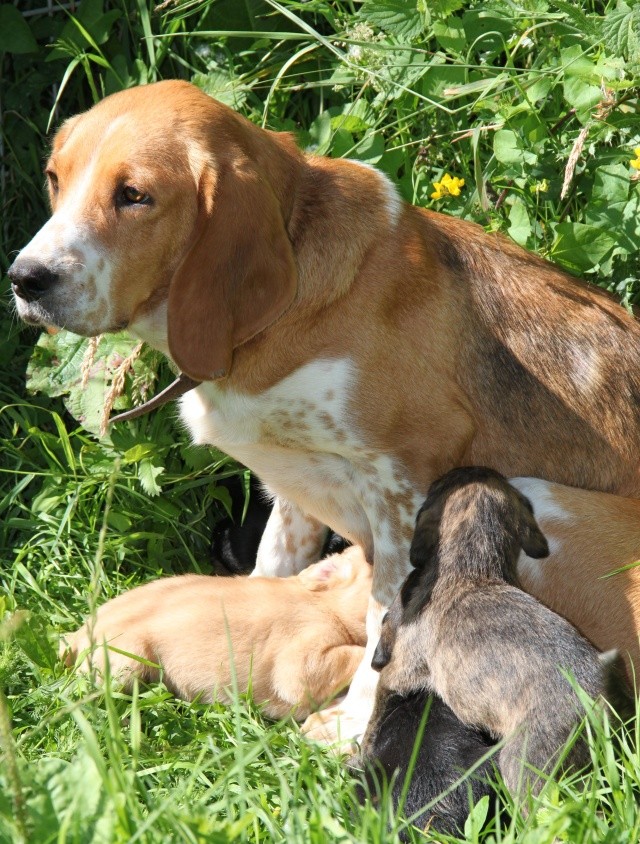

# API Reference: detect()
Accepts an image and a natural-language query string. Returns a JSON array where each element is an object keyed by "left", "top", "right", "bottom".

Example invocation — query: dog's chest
[
  {"left": 181, "top": 358, "right": 359, "bottom": 453},
  {"left": 180, "top": 358, "right": 422, "bottom": 554}
]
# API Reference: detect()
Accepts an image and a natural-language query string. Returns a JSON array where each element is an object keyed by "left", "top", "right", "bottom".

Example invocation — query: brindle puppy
[
  {"left": 358, "top": 620, "right": 498, "bottom": 835},
  {"left": 373, "top": 467, "right": 628, "bottom": 801}
]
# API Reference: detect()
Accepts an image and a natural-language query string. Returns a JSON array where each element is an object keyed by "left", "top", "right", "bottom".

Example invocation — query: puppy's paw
[{"left": 301, "top": 704, "right": 367, "bottom": 753}]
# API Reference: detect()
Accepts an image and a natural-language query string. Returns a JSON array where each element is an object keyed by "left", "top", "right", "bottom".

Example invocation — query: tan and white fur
[
  {"left": 61, "top": 546, "right": 371, "bottom": 721},
  {"left": 9, "top": 80, "right": 640, "bottom": 741}
]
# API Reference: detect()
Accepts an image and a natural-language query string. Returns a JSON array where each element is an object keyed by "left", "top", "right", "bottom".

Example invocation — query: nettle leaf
[
  {"left": 192, "top": 70, "right": 249, "bottom": 109},
  {"left": 361, "top": 0, "right": 426, "bottom": 41},
  {"left": 429, "top": 0, "right": 465, "bottom": 17},
  {"left": 551, "top": 222, "right": 618, "bottom": 273},
  {"left": 26, "top": 331, "right": 156, "bottom": 438},
  {"left": 602, "top": 1, "right": 640, "bottom": 64}
]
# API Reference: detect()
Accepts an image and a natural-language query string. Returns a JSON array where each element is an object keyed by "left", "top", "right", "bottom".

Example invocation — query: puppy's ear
[
  {"left": 371, "top": 637, "right": 391, "bottom": 672},
  {"left": 518, "top": 501, "right": 549, "bottom": 559},
  {"left": 298, "top": 556, "right": 341, "bottom": 591},
  {"left": 168, "top": 160, "right": 297, "bottom": 382},
  {"left": 410, "top": 504, "right": 441, "bottom": 568}
]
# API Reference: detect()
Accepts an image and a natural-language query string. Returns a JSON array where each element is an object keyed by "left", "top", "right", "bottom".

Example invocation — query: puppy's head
[
  {"left": 9, "top": 80, "right": 299, "bottom": 381},
  {"left": 411, "top": 467, "right": 549, "bottom": 582},
  {"left": 369, "top": 568, "right": 430, "bottom": 696}
]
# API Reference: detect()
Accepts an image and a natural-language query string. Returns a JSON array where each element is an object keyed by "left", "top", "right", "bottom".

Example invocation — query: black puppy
[
  {"left": 358, "top": 626, "right": 498, "bottom": 835},
  {"left": 376, "top": 466, "right": 628, "bottom": 803},
  {"left": 210, "top": 474, "right": 273, "bottom": 575},
  {"left": 210, "top": 473, "right": 349, "bottom": 574}
]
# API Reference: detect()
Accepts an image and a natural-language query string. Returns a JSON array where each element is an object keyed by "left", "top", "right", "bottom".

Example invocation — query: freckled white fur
[
  {"left": 351, "top": 160, "right": 403, "bottom": 227},
  {"left": 182, "top": 358, "right": 421, "bottom": 597},
  {"left": 511, "top": 476, "right": 566, "bottom": 585}
]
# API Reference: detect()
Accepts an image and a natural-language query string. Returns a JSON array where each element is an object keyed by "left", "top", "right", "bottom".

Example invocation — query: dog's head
[
  {"left": 410, "top": 466, "right": 549, "bottom": 583},
  {"left": 8, "top": 80, "right": 299, "bottom": 381}
]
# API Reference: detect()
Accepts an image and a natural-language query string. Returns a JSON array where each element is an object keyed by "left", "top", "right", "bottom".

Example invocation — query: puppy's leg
[
  {"left": 61, "top": 624, "right": 159, "bottom": 689},
  {"left": 275, "top": 642, "right": 365, "bottom": 720},
  {"left": 499, "top": 722, "right": 589, "bottom": 803},
  {"left": 252, "top": 496, "right": 327, "bottom": 577}
]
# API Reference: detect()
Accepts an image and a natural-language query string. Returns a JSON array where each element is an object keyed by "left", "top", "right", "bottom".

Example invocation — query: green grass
[{"left": 1, "top": 0, "right": 640, "bottom": 841}]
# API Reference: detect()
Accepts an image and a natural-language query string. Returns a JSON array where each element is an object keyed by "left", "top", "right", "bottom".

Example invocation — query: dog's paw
[{"left": 301, "top": 704, "right": 368, "bottom": 752}]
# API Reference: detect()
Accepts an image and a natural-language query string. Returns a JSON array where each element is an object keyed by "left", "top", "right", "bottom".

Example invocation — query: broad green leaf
[
  {"left": 551, "top": 223, "right": 618, "bottom": 272},
  {"left": 353, "top": 133, "right": 385, "bottom": 164},
  {"left": 508, "top": 199, "right": 531, "bottom": 248},
  {"left": 464, "top": 794, "right": 490, "bottom": 839},
  {"left": 123, "top": 443, "right": 156, "bottom": 464},
  {"left": 0, "top": 5, "right": 38, "bottom": 53},
  {"left": 563, "top": 77, "right": 602, "bottom": 114},
  {"left": 591, "top": 164, "right": 630, "bottom": 205},
  {"left": 360, "top": 0, "right": 425, "bottom": 41},
  {"left": 433, "top": 18, "right": 466, "bottom": 53},
  {"left": 14, "top": 613, "right": 57, "bottom": 670},
  {"left": 493, "top": 129, "right": 536, "bottom": 166},
  {"left": 26, "top": 330, "right": 156, "bottom": 437},
  {"left": 330, "top": 114, "right": 370, "bottom": 134}
]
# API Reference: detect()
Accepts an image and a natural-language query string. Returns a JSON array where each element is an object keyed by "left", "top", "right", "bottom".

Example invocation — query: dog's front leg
[{"left": 252, "top": 496, "right": 328, "bottom": 577}]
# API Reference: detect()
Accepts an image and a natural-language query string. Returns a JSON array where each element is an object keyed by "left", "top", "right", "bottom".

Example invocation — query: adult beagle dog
[{"left": 9, "top": 80, "right": 640, "bottom": 741}]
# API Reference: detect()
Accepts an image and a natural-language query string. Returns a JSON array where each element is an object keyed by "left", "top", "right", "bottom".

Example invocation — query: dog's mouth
[{"left": 14, "top": 296, "right": 126, "bottom": 337}]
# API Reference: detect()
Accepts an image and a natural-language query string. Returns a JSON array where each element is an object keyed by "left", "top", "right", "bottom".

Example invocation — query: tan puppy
[
  {"left": 514, "top": 478, "right": 640, "bottom": 682},
  {"left": 10, "top": 80, "right": 640, "bottom": 740},
  {"left": 61, "top": 546, "right": 370, "bottom": 720}
]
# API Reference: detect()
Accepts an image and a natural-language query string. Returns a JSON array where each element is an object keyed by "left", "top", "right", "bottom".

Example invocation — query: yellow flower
[
  {"left": 530, "top": 178, "right": 549, "bottom": 195},
  {"left": 431, "top": 173, "right": 465, "bottom": 200},
  {"left": 631, "top": 147, "right": 640, "bottom": 170}
]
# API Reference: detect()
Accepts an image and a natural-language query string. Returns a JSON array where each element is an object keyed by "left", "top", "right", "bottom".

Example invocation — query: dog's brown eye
[
  {"left": 46, "top": 171, "right": 59, "bottom": 194},
  {"left": 120, "top": 186, "right": 150, "bottom": 205}
]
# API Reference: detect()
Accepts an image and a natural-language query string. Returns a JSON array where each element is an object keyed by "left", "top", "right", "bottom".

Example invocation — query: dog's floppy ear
[
  {"left": 518, "top": 498, "right": 549, "bottom": 559},
  {"left": 167, "top": 159, "right": 297, "bottom": 381}
]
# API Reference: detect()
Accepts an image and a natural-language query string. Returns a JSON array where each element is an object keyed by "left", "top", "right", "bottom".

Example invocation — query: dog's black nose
[{"left": 8, "top": 259, "right": 59, "bottom": 302}]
